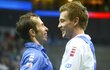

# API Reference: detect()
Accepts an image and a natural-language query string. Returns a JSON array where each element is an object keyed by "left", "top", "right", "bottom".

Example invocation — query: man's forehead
[
  {"left": 30, "top": 16, "right": 43, "bottom": 24},
  {"left": 59, "top": 11, "right": 69, "bottom": 20}
]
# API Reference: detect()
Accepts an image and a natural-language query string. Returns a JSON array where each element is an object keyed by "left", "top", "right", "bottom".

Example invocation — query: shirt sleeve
[
  {"left": 20, "top": 52, "right": 44, "bottom": 70},
  {"left": 60, "top": 46, "right": 82, "bottom": 70}
]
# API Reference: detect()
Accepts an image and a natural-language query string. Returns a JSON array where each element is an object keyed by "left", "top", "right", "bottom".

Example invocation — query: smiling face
[
  {"left": 58, "top": 11, "right": 75, "bottom": 39},
  {"left": 31, "top": 16, "right": 48, "bottom": 42}
]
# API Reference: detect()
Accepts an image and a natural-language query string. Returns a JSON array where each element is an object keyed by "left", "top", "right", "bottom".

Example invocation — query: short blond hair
[{"left": 59, "top": 1, "right": 89, "bottom": 30}]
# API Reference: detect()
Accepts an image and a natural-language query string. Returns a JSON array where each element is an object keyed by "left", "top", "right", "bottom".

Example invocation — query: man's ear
[
  {"left": 73, "top": 17, "right": 79, "bottom": 26},
  {"left": 29, "top": 29, "right": 35, "bottom": 37}
]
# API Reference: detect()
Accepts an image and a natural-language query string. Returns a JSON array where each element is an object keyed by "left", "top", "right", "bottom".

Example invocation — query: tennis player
[
  {"left": 58, "top": 1, "right": 96, "bottom": 70},
  {"left": 16, "top": 12, "right": 53, "bottom": 70}
]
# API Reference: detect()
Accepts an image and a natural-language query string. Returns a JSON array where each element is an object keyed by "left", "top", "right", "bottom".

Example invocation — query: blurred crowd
[{"left": 0, "top": 27, "right": 24, "bottom": 70}]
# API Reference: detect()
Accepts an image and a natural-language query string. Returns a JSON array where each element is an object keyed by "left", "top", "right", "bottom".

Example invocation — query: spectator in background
[
  {"left": 0, "top": 56, "right": 9, "bottom": 70},
  {"left": 16, "top": 12, "right": 53, "bottom": 70},
  {"left": 58, "top": 1, "right": 96, "bottom": 70}
]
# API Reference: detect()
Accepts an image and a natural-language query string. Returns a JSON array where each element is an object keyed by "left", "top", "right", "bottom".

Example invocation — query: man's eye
[{"left": 60, "top": 20, "right": 65, "bottom": 23}]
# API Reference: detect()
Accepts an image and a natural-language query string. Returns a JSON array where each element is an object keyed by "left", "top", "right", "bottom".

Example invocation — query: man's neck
[{"left": 71, "top": 28, "right": 84, "bottom": 38}]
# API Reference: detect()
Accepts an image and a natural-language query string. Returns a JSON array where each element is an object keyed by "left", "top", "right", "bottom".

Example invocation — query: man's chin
[
  {"left": 62, "top": 34, "right": 69, "bottom": 39},
  {"left": 62, "top": 34, "right": 66, "bottom": 38},
  {"left": 62, "top": 32, "right": 66, "bottom": 38},
  {"left": 44, "top": 37, "right": 48, "bottom": 42},
  {"left": 44, "top": 38, "right": 48, "bottom": 41},
  {"left": 43, "top": 36, "right": 48, "bottom": 41},
  {"left": 62, "top": 32, "right": 66, "bottom": 36},
  {"left": 40, "top": 39, "right": 47, "bottom": 44}
]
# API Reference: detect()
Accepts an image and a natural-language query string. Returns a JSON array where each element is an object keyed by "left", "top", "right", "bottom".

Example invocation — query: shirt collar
[
  {"left": 75, "top": 34, "right": 91, "bottom": 40},
  {"left": 24, "top": 42, "right": 44, "bottom": 51}
]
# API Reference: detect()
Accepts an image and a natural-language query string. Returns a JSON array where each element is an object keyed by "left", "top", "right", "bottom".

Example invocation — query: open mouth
[
  {"left": 61, "top": 28, "right": 65, "bottom": 33},
  {"left": 44, "top": 33, "right": 48, "bottom": 38},
  {"left": 61, "top": 29, "right": 66, "bottom": 37}
]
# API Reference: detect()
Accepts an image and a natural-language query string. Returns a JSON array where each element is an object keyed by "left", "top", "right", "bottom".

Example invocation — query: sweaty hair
[
  {"left": 16, "top": 12, "right": 39, "bottom": 41},
  {"left": 59, "top": 1, "right": 89, "bottom": 30}
]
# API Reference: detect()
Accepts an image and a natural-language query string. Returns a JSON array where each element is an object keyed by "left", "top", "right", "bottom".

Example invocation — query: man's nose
[{"left": 58, "top": 24, "right": 61, "bottom": 28}]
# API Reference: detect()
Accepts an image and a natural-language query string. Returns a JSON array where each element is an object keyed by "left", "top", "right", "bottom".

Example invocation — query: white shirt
[{"left": 60, "top": 34, "right": 96, "bottom": 70}]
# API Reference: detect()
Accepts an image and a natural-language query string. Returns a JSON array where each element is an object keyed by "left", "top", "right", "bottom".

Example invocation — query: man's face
[
  {"left": 58, "top": 11, "right": 75, "bottom": 38},
  {"left": 31, "top": 16, "right": 48, "bottom": 42}
]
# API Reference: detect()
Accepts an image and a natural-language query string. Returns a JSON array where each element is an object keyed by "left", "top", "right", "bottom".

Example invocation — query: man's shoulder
[
  {"left": 67, "top": 37, "right": 84, "bottom": 45},
  {"left": 22, "top": 48, "right": 43, "bottom": 60}
]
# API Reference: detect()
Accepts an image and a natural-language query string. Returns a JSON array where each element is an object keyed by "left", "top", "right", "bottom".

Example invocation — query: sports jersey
[
  {"left": 60, "top": 34, "right": 96, "bottom": 70},
  {"left": 20, "top": 42, "right": 53, "bottom": 70}
]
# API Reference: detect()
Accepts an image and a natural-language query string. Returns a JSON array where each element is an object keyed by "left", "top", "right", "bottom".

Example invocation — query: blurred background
[{"left": 0, "top": 0, "right": 110, "bottom": 70}]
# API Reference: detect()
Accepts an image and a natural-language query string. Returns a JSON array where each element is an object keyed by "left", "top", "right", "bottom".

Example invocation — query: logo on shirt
[
  {"left": 70, "top": 46, "right": 76, "bottom": 57},
  {"left": 65, "top": 63, "right": 72, "bottom": 68},
  {"left": 29, "top": 53, "right": 35, "bottom": 62},
  {"left": 26, "top": 53, "right": 35, "bottom": 68},
  {"left": 26, "top": 62, "right": 33, "bottom": 68}
]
